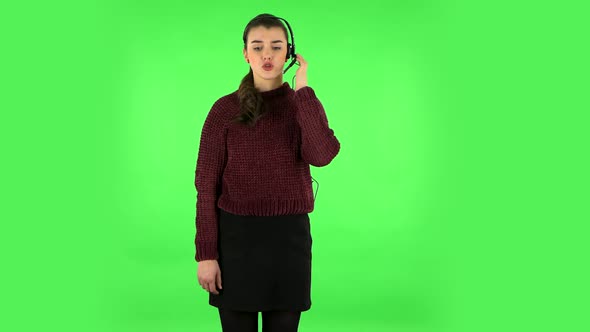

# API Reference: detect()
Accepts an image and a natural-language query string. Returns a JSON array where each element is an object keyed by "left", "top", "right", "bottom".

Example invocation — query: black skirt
[{"left": 209, "top": 208, "right": 312, "bottom": 312}]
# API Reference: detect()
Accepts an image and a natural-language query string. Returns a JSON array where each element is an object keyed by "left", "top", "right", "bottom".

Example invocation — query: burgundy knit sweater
[{"left": 194, "top": 82, "right": 340, "bottom": 262}]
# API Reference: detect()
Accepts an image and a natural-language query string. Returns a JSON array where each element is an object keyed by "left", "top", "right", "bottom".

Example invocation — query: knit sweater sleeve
[
  {"left": 194, "top": 100, "right": 226, "bottom": 262},
  {"left": 293, "top": 86, "right": 341, "bottom": 166}
]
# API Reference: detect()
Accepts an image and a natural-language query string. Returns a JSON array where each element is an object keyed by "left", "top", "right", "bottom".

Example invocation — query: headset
[
  {"left": 245, "top": 14, "right": 319, "bottom": 202},
  {"left": 246, "top": 14, "right": 300, "bottom": 87}
]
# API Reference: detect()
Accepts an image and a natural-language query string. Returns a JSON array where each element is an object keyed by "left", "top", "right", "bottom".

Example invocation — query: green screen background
[{"left": 2, "top": 0, "right": 588, "bottom": 331}]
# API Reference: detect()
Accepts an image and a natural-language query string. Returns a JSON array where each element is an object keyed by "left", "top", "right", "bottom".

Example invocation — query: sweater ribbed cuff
[{"left": 195, "top": 241, "right": 218, "bottom": 262}]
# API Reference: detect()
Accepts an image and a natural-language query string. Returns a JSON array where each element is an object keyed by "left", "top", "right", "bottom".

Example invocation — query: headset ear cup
[{"left": 287, "top": 43, "right": 292, "bottom": 60}]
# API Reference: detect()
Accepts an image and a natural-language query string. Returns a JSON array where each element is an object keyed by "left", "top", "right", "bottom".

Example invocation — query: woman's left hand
[{"left": 294, "top": 54, "right": 308, "bottom": 91}]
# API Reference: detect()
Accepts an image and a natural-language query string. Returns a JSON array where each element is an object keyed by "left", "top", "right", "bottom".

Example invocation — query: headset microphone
[
  {"left": 262, "top": 16, "right": 299, "bottom": 92},
  {"left": 264, "top": 15, "right": 317, "bottom": 201},
  {"left": 246, "top": 14, "right": 318, "bottom": 200}
]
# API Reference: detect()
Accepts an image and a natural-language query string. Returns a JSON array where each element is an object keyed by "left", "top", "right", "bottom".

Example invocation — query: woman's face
[{"left": 243, "top": 26, "right": 288, "bottom": 79}]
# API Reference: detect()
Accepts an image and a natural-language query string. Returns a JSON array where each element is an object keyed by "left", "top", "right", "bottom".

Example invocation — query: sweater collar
[{"left": 259, "top": 82, "right": 292, "bottom": 99}]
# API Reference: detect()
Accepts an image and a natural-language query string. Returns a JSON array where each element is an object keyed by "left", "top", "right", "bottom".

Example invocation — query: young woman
[{"left": 194, "top": 13, "right": 340, "bottom": 332}]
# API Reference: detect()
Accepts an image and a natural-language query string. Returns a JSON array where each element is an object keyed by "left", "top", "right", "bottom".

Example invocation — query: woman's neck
[{"left": 254, "top": 76, "right": 284, "bottom": 92}]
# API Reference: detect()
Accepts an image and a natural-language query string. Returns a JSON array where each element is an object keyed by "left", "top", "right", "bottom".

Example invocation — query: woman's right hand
[{"left": 197, "top": 259, "right": 222, "bottom": 294}]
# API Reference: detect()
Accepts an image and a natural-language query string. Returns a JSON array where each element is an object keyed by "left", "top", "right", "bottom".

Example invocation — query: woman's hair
[{"left": 231, "top": 14, "right": 289, "bottom": 127}]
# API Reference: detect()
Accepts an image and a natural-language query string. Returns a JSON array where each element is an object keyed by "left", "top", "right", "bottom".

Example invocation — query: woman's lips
[{"left": 263, "top": 64, "right": 274, "bottom": 71}]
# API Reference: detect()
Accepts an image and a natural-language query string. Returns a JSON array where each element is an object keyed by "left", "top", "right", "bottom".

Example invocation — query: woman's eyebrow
[{"left": 250, "top": 40, "right": 284, "bottom": 43}]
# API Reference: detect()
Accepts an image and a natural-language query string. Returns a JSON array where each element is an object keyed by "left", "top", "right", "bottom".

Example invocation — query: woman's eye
[{"left": 253, "top": 47, "right": 281, "bottom": 51}]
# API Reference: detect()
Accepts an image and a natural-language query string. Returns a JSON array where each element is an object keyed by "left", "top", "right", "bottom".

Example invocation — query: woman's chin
[{"left": 259, "top": 72, "right": 281, "bottom": 79}]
